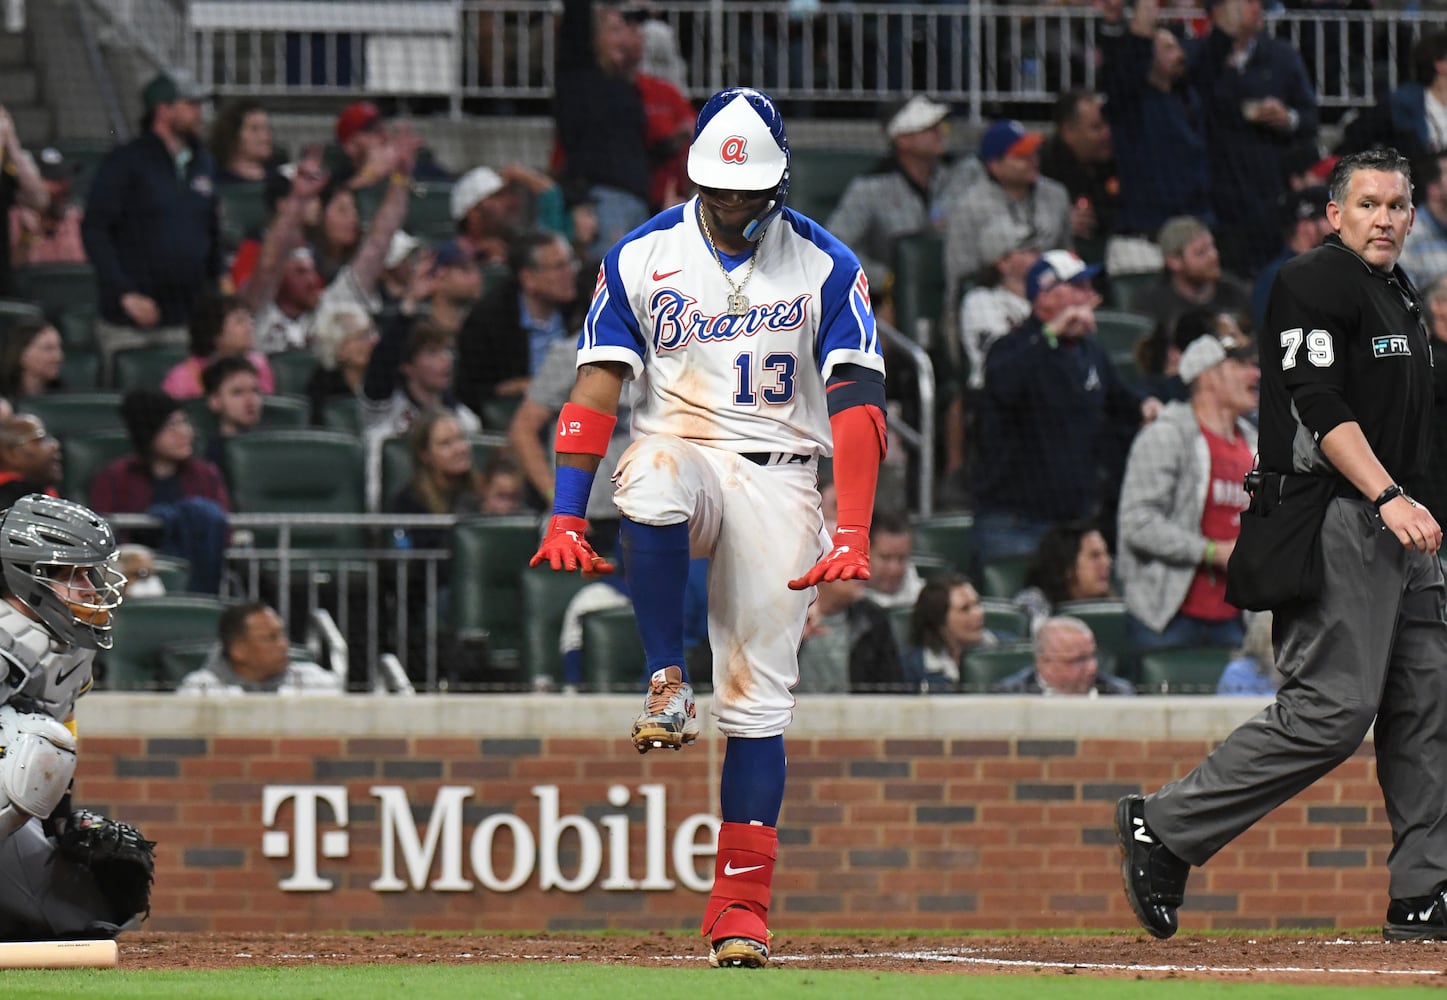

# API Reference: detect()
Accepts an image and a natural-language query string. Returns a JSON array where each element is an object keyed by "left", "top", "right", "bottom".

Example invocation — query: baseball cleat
[
  {"left": 1384, "top": 884, "right": 1447, "bottom": 940},
  {"left": 709, "top": 935, "right": 769, "bottom": 968},
  {"left": 1115, "top": 794, "right": 1189, "bottom": 940},
  {"left": 630, "top": 666, "right": 699, "bottom": 754}
]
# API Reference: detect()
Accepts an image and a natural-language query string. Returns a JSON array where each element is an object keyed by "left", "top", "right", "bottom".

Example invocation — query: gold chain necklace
[{"left": 698, "top": 200, "right": 759, "bottom": 316}]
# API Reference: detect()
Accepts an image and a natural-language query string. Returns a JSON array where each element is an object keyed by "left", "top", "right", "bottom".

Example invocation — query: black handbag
[{"left": 1225, "top": 472, "right": 1337, "bottom": 612}]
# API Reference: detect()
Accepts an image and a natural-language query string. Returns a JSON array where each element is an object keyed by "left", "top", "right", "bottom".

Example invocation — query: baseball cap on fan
[
  {"left": 1179, "top": 334, "right": 1256, "bottom": 384},
  {"left": 142, "top": 73, "right": 207, "bottom": 112},
  {"left": 450, "top": 167, "right": 506, "bottom": 222},
  {"left": 979, "top": 119, "right": 1044, "bottom": 162},
  {"left": 335, "top": 101, "right": 382, "bottom": 145},
  {"left": 1025, "top": 250, "right": 1101, "bottom": 302},
  {"left": 884, "top": 95, "right": 950, "bottom": 139}
]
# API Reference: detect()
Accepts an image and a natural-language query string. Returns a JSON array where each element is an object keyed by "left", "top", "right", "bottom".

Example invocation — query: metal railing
[{"left": 175, "top": 1, "right": 1447, "bottom": 120}]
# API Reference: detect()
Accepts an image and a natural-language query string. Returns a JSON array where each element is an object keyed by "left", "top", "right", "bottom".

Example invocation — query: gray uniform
[{"left": 0, "top": 601, "right": 116, "bottom": 938}]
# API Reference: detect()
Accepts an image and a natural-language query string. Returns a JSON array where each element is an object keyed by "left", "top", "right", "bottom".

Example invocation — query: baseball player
[
  {"left": 0, "top": 495, "right": 155, "bottom": 940},
  {"left": 530, "top": 87, "right": 886, "bottom": 968}
]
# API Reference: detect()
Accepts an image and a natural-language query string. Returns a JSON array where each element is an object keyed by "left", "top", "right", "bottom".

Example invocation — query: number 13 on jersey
[{"left": 734, "top": 351, "right": 798, "bottom": 405}]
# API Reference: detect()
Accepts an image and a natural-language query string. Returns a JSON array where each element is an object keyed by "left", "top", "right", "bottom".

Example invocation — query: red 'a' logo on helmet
[{"left": 720, "top": 136, "right": 749, "bottom": 164}]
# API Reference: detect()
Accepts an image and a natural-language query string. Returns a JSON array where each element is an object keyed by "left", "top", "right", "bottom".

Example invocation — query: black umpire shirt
[{"left": 1259, "top": 233, "right": 1433, "bottom": 496}]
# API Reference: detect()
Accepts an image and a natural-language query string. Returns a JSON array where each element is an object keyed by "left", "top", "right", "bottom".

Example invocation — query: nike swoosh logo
[
  {"left": 723, "top": 861, "right": 764, "bottom": 876},
  {"left": 55, "top": 664, "right": 82, "bottom": 686},
  {"left": 652, "top": 269, "right": 682, "bottom": 281}
]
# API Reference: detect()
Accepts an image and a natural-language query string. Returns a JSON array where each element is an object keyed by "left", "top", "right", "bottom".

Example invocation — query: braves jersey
[{"left": 578, "top": 197, "right": 885, "bottom": 455}]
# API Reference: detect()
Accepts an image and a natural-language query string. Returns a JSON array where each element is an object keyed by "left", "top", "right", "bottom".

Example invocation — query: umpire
[{"left": 1116, "top": 147, "right": 1447, "bottom": 941}]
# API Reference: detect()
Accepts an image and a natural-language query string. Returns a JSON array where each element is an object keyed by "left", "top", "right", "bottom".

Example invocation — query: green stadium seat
[
  {"left": 12, "top": 263, "right": 98, "bottom": 326},
  {"left": 912, "top": 552, "right": 952, "bottom": 582},
  {"left": 450, "top": 515, "right": 543, "bottom": 672},
  {"left": 111, "top": 345, "right": 188, "bottom": 390},
  {"left": 1109, "top": 271, "right": 1163, "bottom": 313},
  {"left": 407, "top": 182, "right": 456, "bottom": 240},
  {"left": 892, "top": 231, "right": 947, "bottom": 343},
  {"left": 911, "top": 512, "right": 974, "bottom": 573},
  {"left": 378, "top": 433, "right": 508, "bottom": 512},
  {"left": 223, "top": 430, "right": 366, "bottom": 548},
  {"left": 321, "top": 395, "right": 361, "bottom": 435},
  {"left": 480, "top": 396, "right": 522, "bottom": 433},
  {"left": 789, "top": 148, "right": 879, "bottom": 225},
  {"left": 520, "top": 567, "right": 589, "bottom": 689},
  {"left": 1093, "top": 309, "right": 1154, "bottom": 367},
  {"left": 980, "top": 598, "right": 1029, "bottom": 641},
  {"left": 1056, "top": 599, "right": 1130, "bottom": 670},
  {"left": 60, "top": 429, "right": 131, "bottom": 503},
  {"left": 888, "top": 604, "right": 913, "bottom": 651},
  {"left": 55, "top": 304, "right": 98, "bottom": 353},
  {"left": 23, "top": 392, "right": 122, "bottom": 438},
  {"left": 217, "top": 181, "right": 268, "bottom": 247},
  {"left": 59, "top": 349, "right": 99, "bottom": 390},
  {"left": 101, "top": 594, "right": 228, "bottom": 690},
  {"left": 580, "top": 607, "right": 645, "bottom": 693},
  {"left": 1138, "top": 645, "right": 1235, "bottom": 694},
  {"left": 149, "top": 554, "right": 192, "bottom": 593},
  {"left": 0, "top": 298, "right": 43, "bottom": 338},
  {"left": 961, "top": 642, "right": 1036, "bottom": 693},
  {"left": 183, "top": 393, "right": 312, "bottom": 451},
  {"left": 980, "top": 554, "right": 1031, "bottom": 600},
  {"left": 268, "top": 350, "right": 320, "bottom": 397}
]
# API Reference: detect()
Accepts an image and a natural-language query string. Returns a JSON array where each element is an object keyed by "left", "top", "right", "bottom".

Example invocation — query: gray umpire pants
[
  {"left": 1145, "top": 497, "right": 1447, "bottom": 899},
  {"left": 0, "top": 818, "right": 112, "bottom": 939}
]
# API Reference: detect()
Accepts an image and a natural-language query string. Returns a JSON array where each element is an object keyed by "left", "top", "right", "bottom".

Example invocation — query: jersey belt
[{"left": 742, "top": 452, "right": 811, "bottom": 467}]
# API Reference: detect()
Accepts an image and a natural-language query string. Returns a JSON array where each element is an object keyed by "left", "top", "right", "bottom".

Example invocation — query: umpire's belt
[{"left": 742, "top": 452, "right": 812, "bottom": 467}]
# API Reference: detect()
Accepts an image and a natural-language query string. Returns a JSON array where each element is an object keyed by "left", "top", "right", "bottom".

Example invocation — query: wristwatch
[{"left": 1374, "top": 484, "right": 1405, "bottom": 508}]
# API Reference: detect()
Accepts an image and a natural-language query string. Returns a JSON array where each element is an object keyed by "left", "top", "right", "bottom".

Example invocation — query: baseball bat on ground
[{"left": 0, "top": 939, "right": 118, "bottom": 968}]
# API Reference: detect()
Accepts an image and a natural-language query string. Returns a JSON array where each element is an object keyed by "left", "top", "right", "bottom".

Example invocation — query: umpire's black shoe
[
  {"left": 1115, "top": 794, "right": 1190, "bottom": 939},
  {"left": 1384, "top": 885, "right": 1447, "bottom": 941}
]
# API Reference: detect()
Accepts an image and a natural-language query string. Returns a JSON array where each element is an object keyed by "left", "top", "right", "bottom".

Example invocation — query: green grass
[{"left": 10, "top": 966, "right": 1445, "bottom": 1000}]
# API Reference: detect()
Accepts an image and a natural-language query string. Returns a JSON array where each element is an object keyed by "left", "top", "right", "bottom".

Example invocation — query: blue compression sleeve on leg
[
  {"left": 720, "top": 735, "right": 786, "bottom": 827},
  {"left": 620, "top": 517, "right": 691, "bottom": 682}
]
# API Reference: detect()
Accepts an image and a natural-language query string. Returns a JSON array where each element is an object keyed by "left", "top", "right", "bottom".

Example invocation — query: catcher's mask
[
  {"left": 0, "top": 495, "right": 125, "bottom": 650},
  {"left": 687, "top": 87, "right": 791, "bottom": 242}
]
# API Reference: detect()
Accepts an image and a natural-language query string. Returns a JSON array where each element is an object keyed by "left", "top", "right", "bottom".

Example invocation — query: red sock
[{"left": 702, "top": 822, "right": 777, "bottom": 941}]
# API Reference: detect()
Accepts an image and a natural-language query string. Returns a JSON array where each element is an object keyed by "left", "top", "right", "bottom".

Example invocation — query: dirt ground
[{"left": 119, "top": 931, "right": 1447, "bottom": 984}]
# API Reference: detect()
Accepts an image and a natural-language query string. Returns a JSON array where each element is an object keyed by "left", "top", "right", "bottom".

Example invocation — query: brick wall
[{"left": 75, "top": 695, "right": 1391, "bottom": 934}]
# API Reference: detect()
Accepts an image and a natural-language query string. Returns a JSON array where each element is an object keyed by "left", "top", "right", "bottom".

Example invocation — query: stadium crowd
[{"left": 0, "top": 0, "right": 1435, "bottom": 695}]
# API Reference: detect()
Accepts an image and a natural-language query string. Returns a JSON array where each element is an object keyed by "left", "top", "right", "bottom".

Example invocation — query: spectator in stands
[
  {"left": 388, "top": 409, "right": 488, "bottom": 543},
  {"left": 863, "top": 509, "right": 926, "bottom": 610},
  {"left": 1117, "top": 333, "right": 1257, "bottom": 658},
  {"left": 82, "top": 73, "right": 220, "bottom": 376},
  {"left": 199, "top": 355, "right": 263, "bottom": 473},
  {"left": 309, "top": 181, "right": 363, "bottom": 284},
  {"left": 457, "top": 230, "right": 581, "bottom": 415},
  {"left": 451, "top": 166, "right": 517, "bottom": 267},
  {"left": 0, "top": 317, "right": 63, "bottom": 399},
  {"left": 479, "top": 452, "right": 527, "bottom": 515},
  {"left": 376, "top": 230, "right": 421, "bottom": 318},
  {"left": 0, "top": 105, "right": 52, "bottom": 293},
  {"left": 1013, "top": 522, "right": 1116, "bottom": 634},
  {"left": 959, "top": 217, "right": 1039, "bottom": 391},
  {"left": 1190, "top": 0, "right": 1318, "bottom": 276},
  {"left": 1133, "top": 217, "right": 1251, "bottom": 338},
  {"left": 795, "top": 578, "right": 903, "bottom": 694},
  {"left": 0, "top": 413, "right": 59, "bottom": 508},
  {"left": 117, "top": 543, "right": 165, "bottom": 598},
  {"left": 902, "top": 572, "right": 997, "bottom": 693},
  {"left": 973, "top": 251, "right": 1158, "bottom": 568},
  {"left": 177, "top": 601, "right": 341, "bottom": 695},
  {"left": 1412, "top": 273, "right": 1447, "bottom": 522},
  {"left": 827, "top": 95, "right": 983, "bottom": 301},
  {"left": 1039, "top": 89, "right": 1118, "bottom": 266},
  {"left": 408, "top": 240, "right": 483, "bottom": 339},
  {"left": 361, "top": 320, "right": 481, "bottom": 509},
  {"left": 90, "top": 388, "right": 230, "bottom": 593},
  {"left": 304, "top": 302, "right": 377, "bottom": 426},
  {"left": 1399, "top": 152, "right": 1447, "bottom": 287},
  {"left": 209, "top": 99, "right": 274, "bottom": 186},
  {"left": 1339, "top": 31, "right": 1445, "bottom": 161},
  {"left": 330, "top": 101, "right": 436, "bottom": 193},
  {"left": 555, "top": 0, "right": 655, "bottom": 256},
  {"left": 508, "top": 334, "right": 629, "bottom": 543},
  {"left": 1135, "top": 304, "right": 1250, "bottom": 405},
  {"left": 11, "top": 146, "right": 85, "bottom": 268},
  {"left": 1217, "top": 610, "right": 1281, "bottom": 695},
  {"left": 162, "top": 291, "right": 274, "bottom": 400},
  {"left": 1097, "top": 0, "right": 1211, "bottom": 276},
  {"left": 1252, "top": 185, "right": 1331, "bottom": 332},
  {"left": 945, "top": 119, "right": 1071, "bottom": 304},
  {"left": 992, "top": 615, "right": 1135, "bottom": 696},
  {"left": 246, "top": 134, "right": 419, "bottom": 352},
  {"left": 228, "top": 164, "right": 321, "bottom": 292}
]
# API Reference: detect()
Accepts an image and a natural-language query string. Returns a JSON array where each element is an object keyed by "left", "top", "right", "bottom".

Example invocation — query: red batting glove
[
  {"left": 788, "top": 526, "right": 871, "bottom": 591},
  {"left": 530, "top": 515, "right": 616, "bottom": 575}
]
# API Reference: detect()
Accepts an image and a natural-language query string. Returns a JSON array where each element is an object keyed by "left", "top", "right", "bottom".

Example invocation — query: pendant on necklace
[{"left": 726, "top": 292, "right": 750, "bottom": 316}]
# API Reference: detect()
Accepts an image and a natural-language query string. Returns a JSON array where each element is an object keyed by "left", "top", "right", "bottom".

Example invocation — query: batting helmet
[
  {"left": 0, "top": 495, "right": 125, "bottom": 650},
  {"left": 687, "top": 87, "right": 791, "bottom": 241}
]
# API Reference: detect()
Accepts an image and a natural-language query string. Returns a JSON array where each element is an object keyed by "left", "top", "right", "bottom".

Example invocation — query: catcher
[{"left": 0, "top": 494, "right": 154, "bottom": 940}]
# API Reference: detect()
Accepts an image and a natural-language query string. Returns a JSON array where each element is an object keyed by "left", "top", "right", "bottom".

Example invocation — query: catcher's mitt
[{"left": 57, "top": 809, "right": 156, "bottom": 923}]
